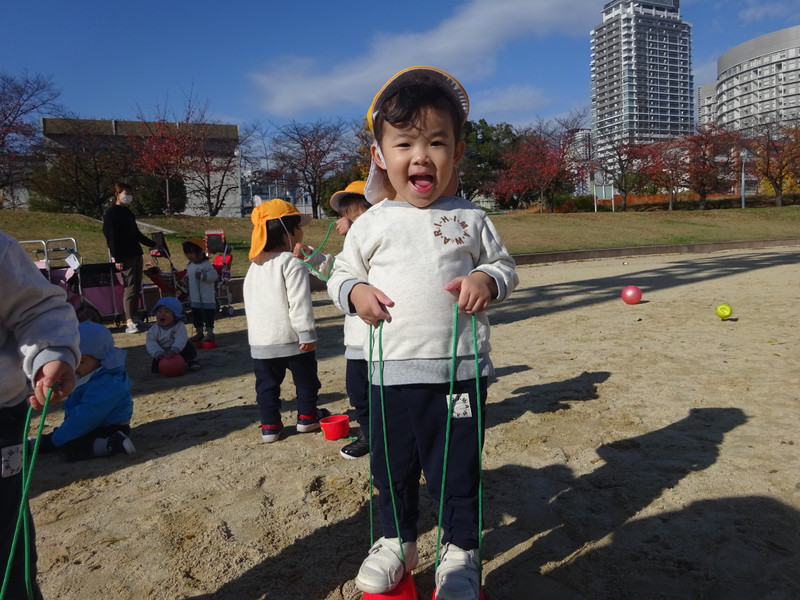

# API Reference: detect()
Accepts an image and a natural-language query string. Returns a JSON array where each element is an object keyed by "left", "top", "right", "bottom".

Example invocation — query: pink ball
[
  {"left": 158, "top": 354, "right": 187, "bottom": 377},
  {"left": 621, "top": 285, "right": 643, "bottom": 305}
]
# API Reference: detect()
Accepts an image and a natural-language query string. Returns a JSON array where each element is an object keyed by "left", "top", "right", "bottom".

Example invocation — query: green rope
[
  {"left": 297, "top": 220, "right": 338, "bottom": 282},
  {"left": 1, "top": 385, "right": 57, "bottom": 600},
  {"left": 434, "top": 304, "right": 461, "bottom": 569},
  {"left": 433, "top": 306, "right": 484, "bottom": 586}
]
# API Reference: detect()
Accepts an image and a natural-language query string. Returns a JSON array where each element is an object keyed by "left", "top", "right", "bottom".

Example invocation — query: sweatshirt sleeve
[
  {"left": 301, "top": 250, "right": 335, "bottom": 282},
  {"left": 0, "top": 232, "right": 80, "bottom": 383},
  {"left": 283, "top": 258, "right": 316, "bottom": 344},
  {"left": 171, "top": 323, "right": 189, "bottom": 353},
  {"left": 471, "top": 214, "right": 519, "bottom": 302},
  {"left": 145, "top": 327, "right": 163, "bottom": 358},
  {"left": 327, "top": 232, "right": 369, "bottom": 315}
]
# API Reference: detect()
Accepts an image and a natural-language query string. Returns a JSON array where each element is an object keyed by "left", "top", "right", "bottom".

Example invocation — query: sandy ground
[{"left": 26, "top": 246, "right": 800, "bottom": 600}]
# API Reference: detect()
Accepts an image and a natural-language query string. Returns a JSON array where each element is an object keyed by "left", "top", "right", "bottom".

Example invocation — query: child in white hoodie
[{"left": 244, "top": 199, "right": 329, "bottom": 443}]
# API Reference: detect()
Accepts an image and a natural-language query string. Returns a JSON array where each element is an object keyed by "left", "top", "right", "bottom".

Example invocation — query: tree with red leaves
[{"left": 684, "top": 125, "right": 739, "bottom": 209}]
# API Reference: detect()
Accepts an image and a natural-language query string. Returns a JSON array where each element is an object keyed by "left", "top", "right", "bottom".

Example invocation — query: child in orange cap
[
  {"left": 244, "top": 199, "right": 329, "bottom": 443},
  {"left": 328, "top": 67, "right": 518, "bottom": 599}
]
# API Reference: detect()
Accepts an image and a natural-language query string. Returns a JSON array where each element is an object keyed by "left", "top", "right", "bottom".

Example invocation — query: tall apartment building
[
  {"left": 697, "top": 25, "right": 800, "bottom": 131},
  {"left": 590, "top": 0, "right": 694, "bottom": 169}
]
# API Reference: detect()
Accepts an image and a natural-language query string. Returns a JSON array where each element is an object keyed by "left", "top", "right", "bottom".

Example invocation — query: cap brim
[{"left": 367, "top": 66, "right": 469, "bottom": 132}]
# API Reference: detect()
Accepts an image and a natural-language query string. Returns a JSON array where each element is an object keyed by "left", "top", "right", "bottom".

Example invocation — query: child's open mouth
[{"left": 410, "top": 174, "right": 434, "bottom": 193}]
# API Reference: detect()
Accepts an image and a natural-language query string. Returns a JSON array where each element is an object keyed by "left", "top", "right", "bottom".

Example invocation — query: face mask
[{"left": 119, "top": 194, "right": 133, "bottom": 206}]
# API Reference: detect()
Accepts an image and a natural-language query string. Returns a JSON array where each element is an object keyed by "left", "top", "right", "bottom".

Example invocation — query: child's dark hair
[
  {"left": 338, "top": 194, "right": 371, "bottom": 215},
  {"left": 263, "top": 215, "right": 301, "bottom": 252},
  {"left": 373, "top": 82, "right": 463, "bottom": 144},
  {"left": 182, "top": 240, "right": 207, "bottom": 259}
]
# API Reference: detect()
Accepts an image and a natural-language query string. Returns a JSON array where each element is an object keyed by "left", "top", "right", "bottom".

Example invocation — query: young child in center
[
  {"left": 327, "top": 67, "right": 518, "bottom": 599},
  {"left": 36, "top": 321, "right": 136, "bottom": 461},
  {"left": 244, "top": 199, "right": 330, "bottom": 443},
  {"left": 182, "top": 237, "right": 218, "bottom": 343},
  {"left": 145, "top": 296, "right": 201, "bottom": 373},
  {"left": 296, "top": 181, "right": 373, "bottom": 459}
]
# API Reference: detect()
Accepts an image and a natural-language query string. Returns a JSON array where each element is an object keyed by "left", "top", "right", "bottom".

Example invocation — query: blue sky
[{"left": 3, "top": 0, "right": 799, "bottom": 128}]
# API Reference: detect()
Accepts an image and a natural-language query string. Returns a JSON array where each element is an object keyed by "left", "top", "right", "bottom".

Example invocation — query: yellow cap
[
  {"left": 249, "top": 199, "right": 312, "bottom": 259},
  {"left": 329, "top": 180, "right": 367, "bottom": 213},
  {"left": 366, "top": 66, "right": 469, "bottom": 133}
]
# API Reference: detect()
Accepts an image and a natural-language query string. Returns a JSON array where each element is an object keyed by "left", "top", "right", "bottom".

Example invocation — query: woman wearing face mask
[{"left": 102, "top": 182, "right": 157, "bottom": 333}]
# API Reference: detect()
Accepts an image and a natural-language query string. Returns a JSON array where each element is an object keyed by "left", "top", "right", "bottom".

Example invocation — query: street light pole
[{"left": 741, "top": 149, "right": 747, "bottom": 209}]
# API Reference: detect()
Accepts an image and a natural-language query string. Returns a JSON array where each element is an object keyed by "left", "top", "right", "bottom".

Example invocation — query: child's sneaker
[
  {"left": 296, "top": 407, "right": 331, "bottom": 433},
  {"left": 204, "top": 331, "right": 215, "bottom": 342},
  {"left": 434, "top": 543, "right": 480, "bottom": 600},
  {"left": 107, "top": 431, "right": 136, "bottom": 456},
  {"left": 188, "top": 360, "right": 202, "bottom": 371},
  {"left": 355, "top": 537, "right": 418, "bottom": 594},
  {"left": 340, "top": 429, "right": 369, "bottom": 459},
  {"left": 189, "top": 331, "right": 204, "bottom": 343},
  {"left": 261, "top": 423, "right": 284, "bottom": 443},
  {"left": 125, "top": 322, "right": 141, "bottom": 334}
]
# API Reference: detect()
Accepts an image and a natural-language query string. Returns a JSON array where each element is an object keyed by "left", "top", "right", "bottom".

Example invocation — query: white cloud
[
  {"left": 471, "top": 85, "right": 551, "bottom": 121},
  {"left": 249, "top": 0, "right": 596, "bottom": 118},
  {"left": 738, "top": 0, "right": 800, "bottom": 23}
]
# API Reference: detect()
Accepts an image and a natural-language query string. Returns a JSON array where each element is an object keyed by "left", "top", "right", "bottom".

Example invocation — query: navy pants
[
  {"left": 370, "top": 378, "right": 487, "bottom": 550},
  {"left": 0, "top": 401, "right": 44, "bottom": 600},
  {"left": 191, "top": 307, "right": 215, "bottom": 332},
  {"left": 253, "top": 352, "right": 321, "bottom": 426},
  {"left": 345, "top": 359, "right": 369, "bottom": 432}
]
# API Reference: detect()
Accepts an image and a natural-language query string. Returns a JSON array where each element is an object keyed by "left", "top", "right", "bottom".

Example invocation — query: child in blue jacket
[{"left": 38, "top": 321, "right": 136, "bottom": 461}]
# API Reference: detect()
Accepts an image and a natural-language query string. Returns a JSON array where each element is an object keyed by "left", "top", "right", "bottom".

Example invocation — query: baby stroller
[
  {"left": 205, "top": 229, "right": 235, "bottom": 316},
  {"left": 18, "top": 237, "right": 131, "bottom": 324},
  {"left": 144, "top": 231, "right": 189, "bottom": 307}
]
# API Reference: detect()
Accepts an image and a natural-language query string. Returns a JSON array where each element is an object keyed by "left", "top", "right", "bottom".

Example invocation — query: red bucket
[{"left": 319, "top": 415, "right": 350, "bottom": 440}]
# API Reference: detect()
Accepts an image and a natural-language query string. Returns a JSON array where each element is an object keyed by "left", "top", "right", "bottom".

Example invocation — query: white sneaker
[
  {"left": 355, "top": 536, "right": 418, "bottom": 594},
  {"left": 435, "top": 543, "right": 480, "bottom": 600},
  {"left": 125, "top": 322, "right": 140, "bottom": 334}
]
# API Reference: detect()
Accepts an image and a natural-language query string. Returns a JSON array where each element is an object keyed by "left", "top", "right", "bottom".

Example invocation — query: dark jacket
[{"left": 102, "top": 204, "right": 156, "bottom": 261}]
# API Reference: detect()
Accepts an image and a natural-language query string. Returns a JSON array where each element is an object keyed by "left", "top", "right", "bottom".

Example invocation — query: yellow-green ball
[{"left": 715, "top": 304, "right": 732, "bottom": 319}]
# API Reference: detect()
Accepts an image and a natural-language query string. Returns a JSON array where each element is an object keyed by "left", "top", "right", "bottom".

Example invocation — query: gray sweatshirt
[
  {"left": 327, "top": 196, "right": 518, "bottom": 385},
  {"left": 0, "top": 230, "right": 80, "bottom": 408}
]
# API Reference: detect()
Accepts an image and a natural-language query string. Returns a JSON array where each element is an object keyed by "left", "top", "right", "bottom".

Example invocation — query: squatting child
[
  {"left": 37, "top": 321, "right": 136, "bottom": 460},
  {"left": 327, "top": 67, "right": 518, "bottom": 599},
  {"left": 182, "top": 237, "right": 218, "bottom": 343},
  {"left": 145, "top": 297, "right": 201, "bottom": 373},
  {"left": 244, "top": 199, "right": 330, "bottom": 443}
]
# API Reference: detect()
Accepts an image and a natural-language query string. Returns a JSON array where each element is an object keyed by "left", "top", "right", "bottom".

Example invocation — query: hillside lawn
[{"left": 2, "top": 206, "right": 799, "bottom": 277}]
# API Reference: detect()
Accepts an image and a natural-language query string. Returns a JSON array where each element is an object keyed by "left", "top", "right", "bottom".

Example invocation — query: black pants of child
[
  {"left": 345, "top": 358, "right": 369, "bottom": 432},
  {"left": 57, "top": 424, "right": 132, "bottom": 462},
  {"left": 0, "top": 400, "right": 44, "bottom": 600},
  {"left": 192, "top": 307, "right": 215, "bottom": 333},
  {"left": 370, "top": 378, "right": 488, "bottom": 551},
  {"left": 253, "top": 351, "right": 321, "bottom": 426},
  {"left": 150, "top": 344, "right": 198, "bottom": 373}
]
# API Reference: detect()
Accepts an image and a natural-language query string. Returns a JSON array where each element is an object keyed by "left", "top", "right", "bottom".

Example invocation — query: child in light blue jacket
[{"left": 38, "top": 321, "right": 136, "bottom": 461}]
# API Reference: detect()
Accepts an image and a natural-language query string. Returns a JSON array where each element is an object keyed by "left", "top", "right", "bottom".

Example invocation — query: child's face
[
  {"left": 185, "top": 248, "right": 203, "bottom": 264},
  {"left": 75, "top": 354, "right": 101, "bottom": 377},
  {"left": 155, "top": 306, "right": 177, "bottom": 327},
  {"left": 374, "top": 105, "right": 465, "bottom": 209}
]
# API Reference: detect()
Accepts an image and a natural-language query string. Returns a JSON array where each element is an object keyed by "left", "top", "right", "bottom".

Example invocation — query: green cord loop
[
  {"left": 1, "top": 384, "right": 58, "bottom": 600},
  {"left": 297, "top": 220, "right": 338, "bottom": 282}
]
